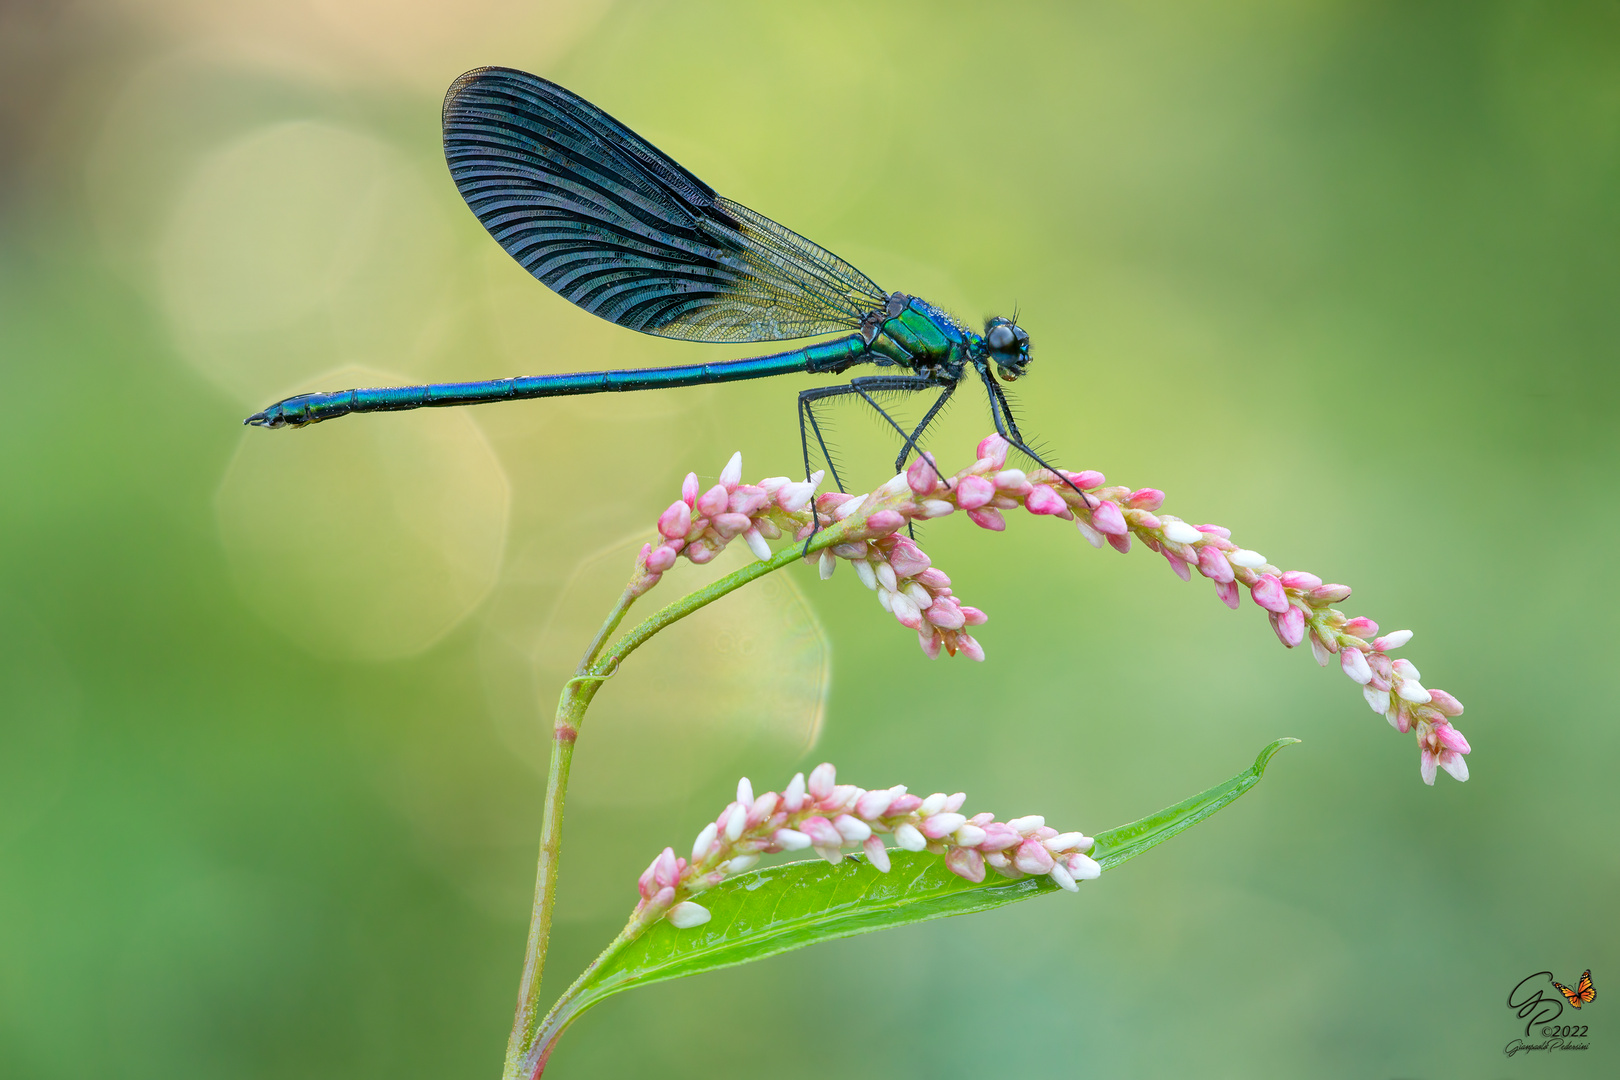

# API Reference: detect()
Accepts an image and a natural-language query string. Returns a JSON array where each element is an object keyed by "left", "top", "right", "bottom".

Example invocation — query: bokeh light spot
[{"left": 215, "top": 366, "right": 509, "bottom": 661}]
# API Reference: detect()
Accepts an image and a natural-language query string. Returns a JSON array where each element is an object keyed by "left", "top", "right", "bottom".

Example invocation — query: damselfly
[{"left": 247, "top": 67, "right": 1081, "bottom": 500}]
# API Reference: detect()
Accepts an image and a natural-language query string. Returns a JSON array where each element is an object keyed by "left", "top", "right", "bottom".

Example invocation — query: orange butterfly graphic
[{"left": 1551, "top": 970, "right": 1596, "bottom": 1008}]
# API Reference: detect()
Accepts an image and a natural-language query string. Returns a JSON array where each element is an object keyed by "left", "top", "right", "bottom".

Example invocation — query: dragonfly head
[{"left": 983, "top": 317, "right": 1031, "bottom": 380}]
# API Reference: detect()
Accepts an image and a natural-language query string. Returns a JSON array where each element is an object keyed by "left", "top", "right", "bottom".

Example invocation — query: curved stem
[{"left": 502, "top": 518, "right": 857, "bottom": 1079}]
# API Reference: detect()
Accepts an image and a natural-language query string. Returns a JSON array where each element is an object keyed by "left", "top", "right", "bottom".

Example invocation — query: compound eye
[{"left": 986, "top": 323, "right": 1017, "bottom": 352}]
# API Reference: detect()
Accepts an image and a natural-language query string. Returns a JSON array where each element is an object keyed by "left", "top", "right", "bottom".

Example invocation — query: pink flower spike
[
  {"left": 1343, "top": 617, "right": 1378, "bottom": 638},
  {"left": 657, "top": 500, "right": 692, "bottom": 539},
  {"left": 1127, "top": 488, "right": 1165, "bottom": 511},
  {"left": 967, "top": 507, "right": 1006, "bottom": 531},
  {"left": 1250, "top": 574, "right": 1291, "bottom": 614},
  {"left": 862, "top": 836, "right": 891, "bottom": 873},
  {"left": 945, "top": 846, "right": 987, "bottom": 883},
  {"left": 1279, "top": 571, "right": 1322, "bottom": 590},
  {"left": 1089, "top": 501, "right": 1128, "bottom": 536},
  {"left": 1215, "top": 579, "right": 1241, "bottom": 609},
  {"left": 976, "top": 434, "right": 1010, "bottom": 468}
]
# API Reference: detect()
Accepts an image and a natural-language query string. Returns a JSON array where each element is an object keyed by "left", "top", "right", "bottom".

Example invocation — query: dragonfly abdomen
[{"left": 244, "top": 336, "right": 874, "bottom": 428}]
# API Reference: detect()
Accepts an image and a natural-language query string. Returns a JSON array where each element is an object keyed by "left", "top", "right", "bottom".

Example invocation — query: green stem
[{"left": 502, "top": 520, "right": 857, "bottom": 1079}]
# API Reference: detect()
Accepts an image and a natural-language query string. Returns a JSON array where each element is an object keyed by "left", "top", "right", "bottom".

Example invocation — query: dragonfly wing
[{"left": 443, "top": 67, "right": 887, "bottom": 343}]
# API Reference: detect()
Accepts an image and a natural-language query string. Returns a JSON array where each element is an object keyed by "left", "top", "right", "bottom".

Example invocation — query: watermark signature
[{"left": 1505, "top": 970, "right": 1596, "bottom": 1056}]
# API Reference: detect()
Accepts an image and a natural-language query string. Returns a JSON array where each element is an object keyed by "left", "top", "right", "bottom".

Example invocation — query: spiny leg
[
  {"left": 891, "top": 382, "right": 957, "bottom": 477},
  {"left": 979, "top": 366, "right": 1096, "bottom": 509},
  {"left": 796, "top": 389, "right": 850, "bottom": 554},
  {"left": 889, "top": 381, "right": 957, "bottom": 539}
]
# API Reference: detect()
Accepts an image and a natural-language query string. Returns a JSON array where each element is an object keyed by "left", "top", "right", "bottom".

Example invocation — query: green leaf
[{"left": 536, "top": 738, "right": 1297, "bottom": 1052}]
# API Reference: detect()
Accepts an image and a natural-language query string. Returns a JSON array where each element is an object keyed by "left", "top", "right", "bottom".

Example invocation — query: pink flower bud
[
  {"left": 916, "top": 625, "right": 942, "bottom": 658},
  {"left": 864, "top": 510, "right": 905, "bottom": 535},
  {"left": 1270, "top": 605, "right": 1306, "bottom": 648},
  {"left": 1063, "top": 469, "right": 1105, "bottom": 489},
  {"left": 925, "top": 597, "right": 966, "bottom": 629},
  {"left": 807, "top": 762, "right": 836, "bottom": 801},
  {"left": 1106, "top": 532, "right": 1132, "bottom": 554},
  {"left": 1215, "top": 579, "right": 1241, "bottom": 609},
  {"left": 1126, "top": 509, "right": 1162, "bottom": 530},
  {"left": 1163, "top": 551, "right": 1191, "bottom": 581},
  {"left": 893, "top": 823, "right": 927, "bottom": 851},
  {"left": 1025, "top": 484, "right": 1067, "bottom": 516},
  {"left": 946, "top": 846, "right": 987, "bottom": 883},
  {"left": 1196, "top": 544, "right": 1235, "bottom": 584},
  {"left": 1342, "top": 616, "right": 1378, "bottom": 638},
  {"left": 1308, "top": 583, "right": 1352, "bottom": 604},
  {"left": 1250, "top": 574, "right": 1290, "bottom": 613},
  {"left": 887, "top": 793, "right": 923, "bottom": 816},
  {"left": 835, "top": 814, "right": 872, "bottom": 843},
  {"left": 697, "top": 484, "right": 729, "bottom": 518},
  {"left": 976, "top": 434, "right": 1010, "bottom": 468},
  {"left": 800, "top": 816, "right": 842, "bottom": 848},
  {"left": 978, "top": 822, "right": 1023, "bottom": 850},
  {"left": 782, "top": 772, "right": 807, "bottom": 812},
  {"left": 1014, "top": 838, "right": 1056, "bottom": 875},
  {"left": 652, "top": 847, "right": 680, "bottom": 889},
  {"left": 1279, "top": 571, "right": 1322, "bottom": 590},
  {"left": 1089, "top": 501, "right": 1128, "bottom": 536},
  {"left": 862, "top": 836, "right": 891, "bottom": 873},
  {"left": 956, "top": 633, "right": 986, "bottom": 661},
  {"left": 645, "top": 544, "right": 679, "bottom": 573},
  {"left": 1064, "top": 852, "right": 1102, "bottom": 880},
  {"left": 773, "top": 827, "right": 811, "bottom": 851},
  {"left": 954, "top": 824, "right": 988, "bottom": 847},
  {"left": 967, "top": 507, "right": 1006, "bottom": 531},
  {"left": 921, "top": 812, "right": 968, "bottom": 840},
  {"left": 746, "top": 791, "right": 779, "bottom": 829},
  {"left": 1341, "top": 647, "right": 1373, "bottom": 684},
  {"left": 657, "top": 500, "right": 692, "bottom": 539},
  {"left": 650, "top": 885, "right": 676, "bottom": 909},
  {"left": 1196, "top": 523, "right": 1231, "bottom": 539},
  {"left": 1426, "top": 688, "right": 1464, "bottom": 716},
  {"left": 1374, "top": 630, "right": 1414, "bottom": 651},
  {"left": 887, "top": 541, "right": 931, "bottom": 577},
  {"left": 1127, "top": 488, "right": 1165, "bottom": 510},
  {"left": 905, "top": 454, "right": 941, "bottom": 494},
  {"left": 713, "top": 511, "right": 752, "bottom": 537}
]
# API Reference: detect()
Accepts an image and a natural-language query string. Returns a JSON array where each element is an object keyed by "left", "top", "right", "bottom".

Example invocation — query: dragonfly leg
[
  {"left": 979, "top": 366, "right": 1096, "bottom": 509},
  {"left": 796, "top": 388, "right": 851, "bottom": 555}
]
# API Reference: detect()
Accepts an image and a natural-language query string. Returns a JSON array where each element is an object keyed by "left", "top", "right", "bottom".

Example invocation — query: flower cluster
[
  {"left": 632, "top": 437, "right": 1469, "bottom": 785},
  {"left": 634, "top": 763, "right": 1101, "bottom": 930},
  {"left": 631, "top": 451, "right": 823, "bottom": 597}
]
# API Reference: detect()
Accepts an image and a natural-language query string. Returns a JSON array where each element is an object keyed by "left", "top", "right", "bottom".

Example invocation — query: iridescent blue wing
[{"left": 443, "top": 67, "right": 887, "bottom": 343}]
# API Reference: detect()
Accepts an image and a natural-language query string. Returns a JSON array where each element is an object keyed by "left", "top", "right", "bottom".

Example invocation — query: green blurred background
[{"left": 2, "top": 1, "right": 1616, "bottom": 1076}]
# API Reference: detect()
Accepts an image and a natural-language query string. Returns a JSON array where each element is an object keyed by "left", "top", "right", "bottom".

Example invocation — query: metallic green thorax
[{"left": 864, "top": 296, "right": 973, "bottom": 379}]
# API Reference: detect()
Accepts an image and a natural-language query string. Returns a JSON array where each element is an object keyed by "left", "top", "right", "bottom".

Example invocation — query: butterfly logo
[{"left": 1551, "top": 970, "right": 1596, "bottom": 1009}]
